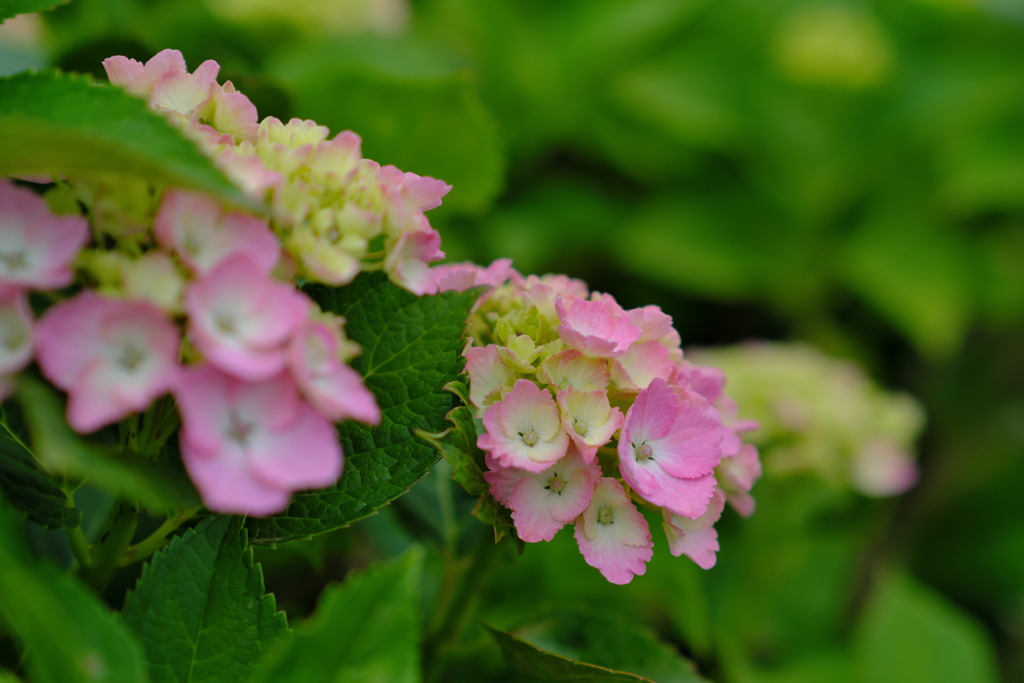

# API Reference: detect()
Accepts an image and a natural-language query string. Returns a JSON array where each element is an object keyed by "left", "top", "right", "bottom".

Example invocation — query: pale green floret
[
  {"left": 547, "top": 474, "right": 565, "bottom": 492},
  {"left": 2, "top": 328, "right": 27, "bottom": 352},
  {"left": 598, "top": 507, "right": 614, "bottom": 525},
  {"left": 573, "top": 419, "right": 588, "bottom": 437}
]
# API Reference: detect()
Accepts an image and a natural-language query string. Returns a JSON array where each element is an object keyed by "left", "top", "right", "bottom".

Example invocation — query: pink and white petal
[
  {"left": 34, "top": 293, "right": 117, "bottom": 391},
  {"left": 247, "top": 402, "right": 343, "bottom": 491},
  {"left": 0, "top": 291, "right": 33, "bottom": 376},
  {"left": 465, "top": 345, "right": 514, "bottom": 413},
  {"left": 102, "top": 56, "right": 144, "bottom": 88},
  {"left": 548, "top": 468, "right": 597, "bottom": 523},
  {"left": 174, "top": 364, "right": 235, "bottom": 456},
  {"left": 125, "top": 49, "right": 187, "bottom": 97},
  {"left": 181, "top": 437, "right": 291, "bottom": 516},
  {"left": 509, "top": 476, "right": 564, "bottom": 542},
  {"left": 307, "top": 363, "right": 381, "bottom": 425},
  {"left": 483, "top": 461, "right": 528, "bottom": 506}
]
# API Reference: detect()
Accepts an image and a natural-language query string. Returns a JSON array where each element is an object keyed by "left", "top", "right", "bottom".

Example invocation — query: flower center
[
  {"left": 116, "top": 343, "right": 146, "bottom": 371},
  {"left": 0, "top": 249, "right": 27, "bottom": 272},
  {"left": 572, "top": 418, "right": 588, "bottom": 437},
  {"left": 598, "top": 506, "right": 614, "bottom": 524},
  {"left": 225, "top": 412, "right": 256, "bottom": 449},
  {"left": 520, "top": 429, "right": 538, "bottom": 446},
  {"left": 215, "top": 313, "right": 237, "bottom": 335},
  {"left": 635, "top": 443, "right": 653, "bottom": 460},
  {"left": 2, "top": 328, "right": 26, "bottom": 352},
  {"left": 547, "top": 474, "right": 565, "bottom": 492}
]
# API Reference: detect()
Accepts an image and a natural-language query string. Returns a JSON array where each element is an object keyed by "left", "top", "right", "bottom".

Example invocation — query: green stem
[
  {"left": 80, "top": 499, "right": 141, "bottom": 592},
  {"left": 64, "top": 489, "right": 91, "bottom": 569},
  {"left": 424, "top": 534, "right": 504, "bottom": 683},
  {"left": 118, "top": 505, "right": 199, "bottom": 567}
]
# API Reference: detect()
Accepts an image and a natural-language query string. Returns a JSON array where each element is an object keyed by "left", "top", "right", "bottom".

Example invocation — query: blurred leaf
[
  {"left": 611, "top": 196, "right": 771, "bottom": 300},
  {"left": 853, "top": 571, "right": 1001, "bottom": 683},
  {"left": 255, "top": 547, "right": 424, "bottom": 683},
  {"left": 0, "top": 70, "right": 253, "bottom": 209},
  {"left": 272, "top": 42, "right": 503, "bottom": 214},
  {"left": 16, "top": 376, "right": 200, "bottom": 514},
  {"left": 122, "top": 516, "right": 289, "bottom": 683},
  {"left": 0, "top": 497, "right": 149, "bottom": 683},
  {"left": 841, "top": 207, "right": 976, "bottom": 359},
  {"left": 0, "top": 401, "right": 81, "bottom": 529},
  {"left": 246, "top": 274, "right": 477, "bottom": 544},
  {"left": 488, "top": 609, "right": 706, "bottom": 682},
  {"left": 0, "top": 0, "right": 71, "bottom": 21},
  {"left": 417, "top": 382, "right": 519, "bottom": 548}
]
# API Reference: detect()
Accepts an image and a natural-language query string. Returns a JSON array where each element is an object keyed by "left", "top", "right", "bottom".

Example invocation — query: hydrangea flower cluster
[
  {"left": 0, "top": 47, "right": 462, "bottom": 516},
  {"left": 102, "top": 49, "right": 449, "bottom": 294},
  {"left": 690, "top": 343, "right": 924, "bottom": 497},
  {"left": 431, "top": 261, "right": 762, "bottom": 583}
]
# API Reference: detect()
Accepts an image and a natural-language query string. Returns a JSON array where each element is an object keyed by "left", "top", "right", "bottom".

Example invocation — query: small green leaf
[
  {"left": 0, "top": 70, "right": 253, "bottom": 209},
  {"left": 0, "top": 401, "right": 80, "bottom": 529},
  {"left": 488, "top": 609, "right": 706, "bottom": 683},
  {"left": 16, "top": 376, "right": 200, "bottom": 514},
  {"left": 255, "top": 547, "right": 424, "bottom": 683},
  {"left": 417, "top": 384, "right": 520, "bottom": 548},
  {"left": 853, "top": 571, "right": 1001, "bottom": 683},
  {"left": 121, "top": 516, "right": 289, "bottom": 683},
  {"left": 0, "top": 0, "right": 71, "bottom": 22},
  {"left": 246, "top": 273, "right": 479, "bottom": 544},
  {"left": 0, "top": 497, "right": 149, "bottom": 683}
]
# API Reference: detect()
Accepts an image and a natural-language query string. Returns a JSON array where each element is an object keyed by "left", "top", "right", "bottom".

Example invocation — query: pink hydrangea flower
[
  {"left": 34, "top": 293, "right": 180, "bottom": 433},
  {"left": 185, "top": 255, "right": 308, "bottom": 381},
  {"left": 175, "top": 364, "right": 342, "bottom": 516},
  {"left": 850, "top": 440, "right": 918, "bottom": 497},
  {"left": 155, "top": 190, "right": 279, "bottom": 275},
  {"left": 432, "top": 258, "right": 517, "bottom": 294},
  {"left": 149, "top": 59, "right": 220, "bottom": 120},
  {"left": 555, "top": 297, "right": 642, "bottom": 358},
  {"left": 207, "top": 81, "right": 259, "bottom": 142},
  {"left": 286, "top": 318, "right": 380, "bottom": 424},
  {"left": 464, "top": 344, "right": 515, "bottom": 414},
  {"left": 485, "top": 445, "right": 601, "bottom": 542},
  {"left": 0, "top": 180, "right": 89, "bottom": 290},
  {"left": 384, "top": 227, "right": 445, "bottom": 296},
  {"left": 662, "top": 487, "right": 726, "bottom": 569},
  {"left": 539, "top": 350, "right": 610, "bottom": 393},
  {"left": 478, "top": 379, "right": 569, "bottom": 472},
  {"left": 103, "top": 49, "right": 187, "bottom": 98},
  {"left": 0, "top": 289, "right": 33, "bottom": 376},
  {"left": 556, "top": 388, "right": 623, "bottom": 463},
  {"left": 610, "top": 340, "right": 674, "bottom": 392},
  {"left": 715, "top": 444, "right": 761, "bottom": 516},
  {"left": 574, "top": 477, "right": 653, "bottom": 585},
  {"left": 378, "top": 165, "right": 451, "bottom": 232},
  {"left": 618, "top": 378, "right": 722, "bottom": 519}
]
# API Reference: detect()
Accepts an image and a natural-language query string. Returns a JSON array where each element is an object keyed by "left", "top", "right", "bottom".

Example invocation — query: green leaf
[
  {"left": 487, "top": 609, "right": 706, "bottom": 682},
  {"left": 0, "top": 0, "right": 71, "bottom": 22},
  {"left": 0, "top": 497, "right": 149, "bottom": 683},
  {"left": 417, "top": 382, "right": 520, "bottom": 549},
  {"left": 0, "top": 401, "right": 81, "bottom": 529},
  {"left": 0, "top": 70, "right": 253, "bottom": 209},
  {"left": 272, "top": 43, "right": 503, "bottom": 214},
  {"left": 840, "top": 207, "right": 975, "bottom": 359},
  {"left": 246, "top": 273, "right": 478, "bottom": 544},
  {"left": 16, "top": 375, "right": 200, "bottom": 514},
  {"left": 121, "top": 516, "right": 289, "bottom": 683},
  {"left": 255, "top": 547, "right": 424, "bottom": 683},
  {"left": 853, "top": 571, "right": 1001, "bottom": 683}
]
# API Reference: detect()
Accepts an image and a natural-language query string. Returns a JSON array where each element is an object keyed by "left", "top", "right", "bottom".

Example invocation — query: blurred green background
[{"left": 3, "top": 0, "right": 1023, "bottom": 680}]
